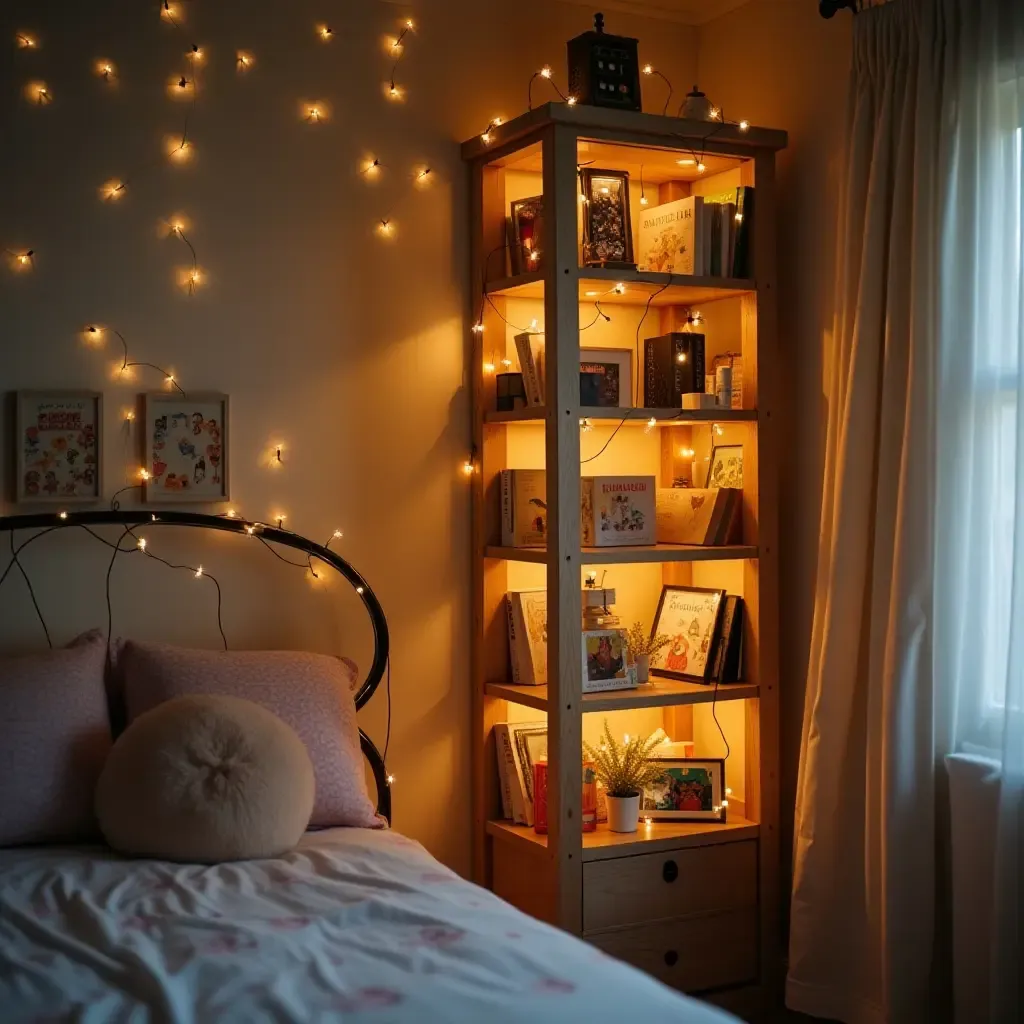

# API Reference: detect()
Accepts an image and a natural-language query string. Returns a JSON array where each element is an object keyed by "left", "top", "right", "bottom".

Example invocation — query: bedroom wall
[
  {"left": 696, "top": 0, "right": 852, "bottom": 932},
  {"left": 0, "top": 0, "right": 699, "bottom": 874}
]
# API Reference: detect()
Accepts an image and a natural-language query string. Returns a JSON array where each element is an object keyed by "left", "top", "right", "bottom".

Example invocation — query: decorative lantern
[
  {"left": 580, "top": 167, "right": 636, "bottom": 269},
  {"left": 566, "top": 13, "right": 642, "bottom": 111}
]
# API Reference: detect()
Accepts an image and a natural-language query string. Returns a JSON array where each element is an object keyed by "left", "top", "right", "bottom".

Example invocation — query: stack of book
[{"left": 637, "top": 186, "right": 754, "bottom": 278}]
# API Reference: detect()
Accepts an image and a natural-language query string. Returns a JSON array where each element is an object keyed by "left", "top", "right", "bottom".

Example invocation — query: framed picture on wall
[
  {"left": 15, "top": 390, "right": 103, "bottom": 503},
  {"left": 705, "top": 444, "right": 744, "bottom": 488},
  {"left": 579, "top": 348, "right": 632, "bottom": 408},
  {"left": 142, "top": 392, "right": 229, "bottom": 503},
  {"left": 640, "top": 757, "right": 727, "bottom": 822},
  {"left": 649, "top": 584, "right": 726, "bottom": 682}
]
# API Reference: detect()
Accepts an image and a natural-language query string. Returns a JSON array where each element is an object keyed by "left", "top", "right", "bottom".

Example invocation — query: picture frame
[
  {"left": 649, "top": 584, "right": 726, "bottom": 682},
  {"left": 142, "top": 392, "right": 229, "bottom": 503},
  {"left": 15, "top": 390, "right": 103, "bottom": 503},
  {"left": 579, "top": 347, "right": 633, "bottom": 408},
  {"left": 706, "top": 444, "right": 744, "bottom": 488},
  {"left": 580, "top": 167, "right": 635, "bottom": 269},
  {"left": 640, "top": 757, "right": 727, "bottom": 822},
  {"left": 581, "top": 628, "right": 637, "bottom": 692},
  {"left": 509, "top": 196, "right": 544, "bottom": 275}
]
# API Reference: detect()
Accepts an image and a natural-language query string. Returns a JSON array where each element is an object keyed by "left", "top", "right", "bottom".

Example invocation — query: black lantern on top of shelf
[{"left": 567, "top": 12, "right": 642, "bottom": 111}]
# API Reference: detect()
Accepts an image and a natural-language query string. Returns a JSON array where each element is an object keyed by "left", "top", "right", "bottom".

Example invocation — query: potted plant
[
  {"left": 583, "top": 721, "right": 666, "bottom": 833},
  {"left": 625, "top": 621, "right": 671, "bottom": 683}
]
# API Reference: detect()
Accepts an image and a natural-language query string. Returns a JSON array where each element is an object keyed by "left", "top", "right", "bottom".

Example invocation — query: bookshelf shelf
[
  {"left": 486, "top": 816, "right": 759, "bottom": 862},
  {"left": 485, "top": 406, "right": 759, "bottom": 426},
  {"left": 485, "top": 267, "right": 755, "bottom": 307},
  {"left": 466, "top": 102, "right": 784, "bottom": 1006},
  {"left": 485, "top": 679, "right": 759, "bottom": 713},
  {"left": 485, "top": 544, "right": 759, "bottom": 565}
]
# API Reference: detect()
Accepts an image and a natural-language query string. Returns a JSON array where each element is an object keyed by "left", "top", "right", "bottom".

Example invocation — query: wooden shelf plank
[
  {"left": 485, "top": 679, "right": 760, "bottom": 713},
  {"left": 486, "top": 816, "right": 759, "bottom": 862},
  {"left": 485, "top": 268, "right": 754, "bottom": 307},
  {"left": 484, "top": 544, "right": 758, "bottom": 565},
  {"left": 485, "top": 407, "right": 759, "bottom": 426}
]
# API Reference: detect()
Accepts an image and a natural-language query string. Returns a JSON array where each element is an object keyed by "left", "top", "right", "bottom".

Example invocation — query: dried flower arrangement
[
  {"left": 582, "top": 720, "right": 666, "bottom": 798},
  {"left": 625, "top": 621, "right": 671, "bottom": 660}
]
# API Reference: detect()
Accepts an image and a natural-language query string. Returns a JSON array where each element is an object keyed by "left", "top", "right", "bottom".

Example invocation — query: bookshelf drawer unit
[
  {"left": 582, "top": 839, "right": 758, "bottom": 933},
  {"left": 464, "top": 103, "right": 786, "bottom": 1009}
]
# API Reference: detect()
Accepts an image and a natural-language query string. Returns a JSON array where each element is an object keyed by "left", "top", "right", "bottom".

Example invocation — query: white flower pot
[
  {"left": 606, "top": 793, "right": 640, "bottom": 833},
  {"left": 635, "top": 654, "right": 650, "bottom": 683}
]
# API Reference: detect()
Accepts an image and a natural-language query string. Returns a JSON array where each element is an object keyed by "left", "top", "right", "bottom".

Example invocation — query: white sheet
[{"left": 0, "top": 828, "right": 734, "bottom": 1023}]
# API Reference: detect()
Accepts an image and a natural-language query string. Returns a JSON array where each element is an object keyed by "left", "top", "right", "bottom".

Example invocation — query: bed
[{"left": 0, "top": 511, "right": 737, "bottom": 1023}]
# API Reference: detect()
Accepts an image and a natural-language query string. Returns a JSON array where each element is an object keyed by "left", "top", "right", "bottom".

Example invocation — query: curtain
[{"left": 787, "top": 1, "right": 1024, "bottom": 1022}]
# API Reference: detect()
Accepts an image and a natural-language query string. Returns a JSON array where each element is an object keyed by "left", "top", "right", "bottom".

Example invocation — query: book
[
  {"left": 507, "top": 723, "right": 547, "bottom": 826},
  {"left": 507, "top": 589, "right": 547, "bottom": 685},
  {"left": 643, "top": 332, "right": 706, "bottom": 408},
  {"left": 493, "top": 724, "right": 521, "bottom": 821},
  {"left": 700, "top": 205, "right": 713, "bottom": 276},
  {"left": 514, "top": 333, "right": 545, "bottom": 406},
  {"left": 500, "top": 469, "right": 547, "bottom": 546},
  {"left": 709, "top": 595, "right": 744, "bottom": 683},
  {"left": 581, "top": 476, "right": 656, "bottom": 546},
  {"left": 501, "top": 471, "right": 656, "bottom": 548},
  {"left": 656, "top": 488, "right": 739, "bottom": 546},
  {"left": 732, "top": 186, "right": 755, "bottom": 278},
  {"left": 708, "top": 204, "right": 722, "bottom": 276},
  {"left": 721, "top": 201, "right": 736, "bottom": 278},
  {"left": 637, "top": 195, "right": 704, "bottom": 275}
]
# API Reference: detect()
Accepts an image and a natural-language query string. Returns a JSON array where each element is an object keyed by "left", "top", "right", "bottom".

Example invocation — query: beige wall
[
  {"left": 697, "top": 0, "right": 852, "bottom": 922},
  {"left": 0, "top": 0, "right": 699, "bottom": 875}
]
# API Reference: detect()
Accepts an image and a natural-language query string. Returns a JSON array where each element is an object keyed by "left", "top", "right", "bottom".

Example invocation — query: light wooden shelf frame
[{"left": 465, "top": 101, "right": 785, "bottom": 1008}]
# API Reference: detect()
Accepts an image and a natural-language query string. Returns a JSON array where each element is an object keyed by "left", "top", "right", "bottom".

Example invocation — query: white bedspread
[{"left": 0, "top": 828, "right": 734, "bottom": 1023}]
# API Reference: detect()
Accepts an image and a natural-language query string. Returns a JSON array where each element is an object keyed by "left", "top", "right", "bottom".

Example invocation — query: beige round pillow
[{"left": 96, "top": 695, "right": 315, "bottom": 863}]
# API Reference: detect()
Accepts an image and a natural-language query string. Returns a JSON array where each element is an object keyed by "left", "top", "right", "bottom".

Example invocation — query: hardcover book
[
  {"left": 500, "top": 469, "right": 547, "bottom": 547},
  {"left": 507, "top": 589, "right": 547, "bottom": 686},
  {"left": 656, "top": 487, "right": 740, "bottom": 546},
  {"left": 494, "top": 721, "right": 546, "bottom": 824},
  {"left": 514, "top": 333, "right": 545, "bottom": 406},
  {"left": 709, "top": 595, "right": 744, "bottom": 683},
  {"left": 732, "top": 186, "right": 755, "bottom": 278},
  {"left": 643, "top": 333, "right": 706, "bottom": 408},
  {"left": 638, "top": 195, "right": 704, "bottom": 275},
  {"left": 581, "top": 475, "right": 656, "bottom": 547}
]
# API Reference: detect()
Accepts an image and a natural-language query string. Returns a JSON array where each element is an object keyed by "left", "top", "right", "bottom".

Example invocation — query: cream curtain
[{"left": 787, "top": 1, "right": 1024, "bottom": 1022}]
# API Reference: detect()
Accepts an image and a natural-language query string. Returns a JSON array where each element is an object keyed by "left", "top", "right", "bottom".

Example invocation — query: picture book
[
  {"left": 581, "top": 475, "right": 656, "bottom": 547},
  {"left": 638, "top": 195, "right": 703, "bottom": 276},
  {"left": 656, "top": 487, "right": 740, "bottom": 546},
  {"left": 514, "top": 333, "right": 545, "bottom": 406},
  {"left": 507, "top": 589, "right": 547, "bottom": 686},
  {"left": 500, "top": 469, "right": 547, "bottom": 547}
]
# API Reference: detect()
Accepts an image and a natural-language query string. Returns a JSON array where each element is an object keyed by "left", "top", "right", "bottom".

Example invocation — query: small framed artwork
[
  {"left": 16, "top": 391, "right": 103, "bottom": 503},
  {"left": 143, "top": 392, "right": 229, "bottom": 503},
  {"left": 582, "top": 628, "right": 637, "bottom": 692},
  {"left": 650, "top": 584, "right": 726, "bottom": 682},
  {"left": 706, "top": 444, "right": 744, "bottom": 488},
  {"left": 580, "top": 348, "right": 633, "bottom": 408},
  {"left": 641, "top": 758, "right": 727, "bottom": 822},
  {"left": 509, "top": 196, "right": 544, "bottom": 275},
  {"left": 580, "top": 168, "right": 635, "bottom": 269}
]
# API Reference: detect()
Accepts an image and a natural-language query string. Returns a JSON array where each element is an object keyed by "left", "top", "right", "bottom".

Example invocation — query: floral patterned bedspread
[{"left": 0, "top": 828, "right": 735, "bottom": 1023}]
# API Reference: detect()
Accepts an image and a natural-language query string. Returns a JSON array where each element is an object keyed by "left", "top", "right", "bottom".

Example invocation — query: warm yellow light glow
[
  {"left": 16, "top": 32, "right": 37, "bottom": 49},
  {"left": 624, "top": 734, "right": 630, "bottom": 744},
  {"left": 405, "top": 18, "right": 414, "bottom": 29},
  {"left": 642, "top": 64, "right": 653, "bottom": 75},
  {"left": 364, "top": 158, "right": 380, "bottom": 175},
  {"left": 584, "top": 290, "right": 599, "bottom": 297},
  {"left": 738, "top": 119, "right": 750, "bottom": 132},
  {"left": 308, "top": 106, "right": 321, "bottom": 122},
  {"left": 226, "top": 509, "right": 237, "bottom": 518},
  {"left": 680, "top": 447, "right": 695, "bottom": 458},
  {"left": 735, "top": 212, "right": 743, "bottom": 223},
  {"left": 416, "top": 167, "right": 432, "bottom": 182},
  {"left": 58, "top": 511, "right": 68, "bottom": 520},
  {"left": 528, "top": 250, "right": 541, "bottom": 263},
  {"left": 101, "top": 180, "right": 126, "bottom": 201},
  {"left": 333, "top": 529, "right": 343, "bottom": 539},
  {"left": 139, "top": 468, "right": 151, "bottom": 481},
  {"left": 168, "top": 73, "right": 194, "bottom": 99},
  {"left": 137, "top": 537, "right": 147, "bottom": 551},
  {"left": 579, "top": 193, "right": 588, "bottom": 204},
  {"left": 15, "top": 251, "right": 32, "bottom": 266},
  {"left": 355, "top": 585, "right": 365, "bottom": 595},
  {"left": 696, "top": 161, "right": 706, "bottom": 174},
  {"left": 500, "top": 358, "right": 512, "bottom": 369},
  {"left": 676, "top": 352, "right": 688, "bottom": 363},
  {"left": 317, "top": 24, "right": 333, "bottom": 40},
  {"left": 483, "top": 362, "right": 495, "bottom": 373},
  {"left": 275, "top": 514, "right": 287, "bottom": 527},
  {"left": 236, "top": 51, "right": 254, "bottom": 71},
  {"left": 471, "top": 322, "right": 484, "bottom": 334},
  {"left": 676, "top": 157, "right": 696, "bottom": 166},
  {"left": 715, "top": 423, "right": 725, "bottom": 436},
  {"left": 567, "top": 95, "right": 577, "bottom": 106},
  {"left": 481, "top": 132, "right": 491, "bottom": 144},
  {"left": 188, "top": 44, "right": 204, "bottom": 63},
  {"left": 124, "top": 409, "right": 135, "bottom": 422},
  {"left": 640, "top": 195, "right": 649, "bottom": 206},
  {"left": 726, "top": 787, "right": 733, "bottom": 796},
  {"left": 613, "top": 283, "right": 626, "bottom": 295},
  {"left": 165, "top": 374, "right": 176, "bottom": 386},
  {"left": 644, "top": 816, "right": 653, "bottom": 826},
  {"left": 386, "top": 83, "right": 403, "bottom": 100},
  {"left": 462, "top": 459, "right": 475, "bottom": 476},
  {"left": 645, "top": 417, "right": 657, "bottom": 433},
  {"left": 599, "top": 186, "right": 610, "bottom": 195},
  {"left": 195, "top": 566, "right": 204, "bottom": 578},
  {"left": 377, "top": 219, "right": 393, "bottom": 237},
  {"left": 529, "top": 319, "right": 539, "bottom": 330},
  {"left": 386, "top": 773, "right": 395, "bottom": 785},
  {"left": 26, "top": 82, "right": 52, "bottom": 105},
  {"left": 579, "top": 418, "right": 593, "bottom": 432},
  {"left": 160, "top": 2, "right": 183, "bottom": 24},
  {"left": 539, "top": 66, "right": 552, "bottom": 78},
  {"left": 166, "top": 136, "right": 194, "bottom": 162},
  {"left": 96, "top": 60, "right": 115, "bottom": 80},
  {"left": 709, "top": 107, "right": 721, "bottom": 120}
]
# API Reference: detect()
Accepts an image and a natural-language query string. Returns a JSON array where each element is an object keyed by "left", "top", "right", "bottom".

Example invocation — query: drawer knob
[
  {"left": 662, "top": 859, "right": 679, "bottom": 883},
  {"left": 664, "top": 950, "right": 679, "bottom": 967}
]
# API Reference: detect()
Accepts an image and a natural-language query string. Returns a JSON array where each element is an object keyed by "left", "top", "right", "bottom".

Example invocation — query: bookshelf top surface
[
  {"left": 485, "top": 408, "right": 758, "bottom": 426},
  {"left": 460, "top": 102, "right": 788, "bottom": 162},
  {"left": 485, "top": 679, "right": 759, "bottom": 713}
]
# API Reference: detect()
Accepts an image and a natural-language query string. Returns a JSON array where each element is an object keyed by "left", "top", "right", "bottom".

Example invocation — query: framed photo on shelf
[
  {"left": 649, "top": 584, "right": 726, "bottom": 682},
  {"left": 509, "top": 196, "right": 544, "bottom": 275},
  {"left": 706, "top": 444, "right": 744, "bottom": 488},
  {"left": 579, "top": 348, "right": 632, "bottom": 407},
  {"left": 142, "top": 392, "right": 229, "bottom": 503},
  {"left": 640, "top": 757, "right": 727, "bottom": 822},
  {"left": 581, "top": 628, "right": 637, "bottom": 693},
  {"left": 580, "top": 168, "right": 635, "bottom": 269},
  {"left": 15, "top": 391, "right": 102, "bottom": 503}
]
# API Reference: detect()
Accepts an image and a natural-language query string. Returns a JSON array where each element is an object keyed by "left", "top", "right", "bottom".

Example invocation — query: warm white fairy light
[
  {"left": 124, "top": 410, "right": 135, "bottom": 422},
  {"left": 644, "top": 417, "right": 657, "bottom": 433},
  {"left": 355, "top": 585, "right": 365, "bottom": 595},
  {"left": 165, "top": 373, "right": 176, "bottom": 386},
  {"left": 275, "top": 514, "right": 287, "bottom": 528},
  {"left": 333, "top": 529, "right": 343, "bottom": 539},
  {"left": 377, "top": 219, "right": 393, "bottom": 237},
  {"left": 640, "top": 196, "right": 648, "bottom": 206},
  {"left": 236, "top": 51, "right": 254, "bottom": 71},
  {"left": 676, "top": 157, "right": 695, "bottom": 167},
  {"left": 644, "top": 816, "right": 653, "bottom": 827},
  {"left": 364, "top": 158, "right": 380, "bottom": 176},
  {"left": 137, "top": 537, "right": 147, "bottom": 551},
  {"left": 709, "top": 107, "right": 721, "bottom": 120},
  {"left": 96, "top": 60, "right": 115, "bottom": 81},
  {"left": 500, "top": 358, "right": 512, "bottom": 369},
  {"left": 540, "top": 65, "right": 552, "bottom": 79},
  {"left": 567, "top": 96, "right": 577, "bottom": 106},
  {"left": 317, "top": 24, "right": 333, "bottom": 41},
  {"left": 483, "top": 361, "right": 495, "bottom": 373},
  {"left": 471, "top": 322, "right": 484, "bottom": 334},
  {"left": 738, "top": 120, "right": 749, "bottom": 132},
  {"left": 612, "top": 283, "right": 626, "bottom": 295},
  {"left": 462, "top": 459, "right": 475, "bottom": 476},
  {"left": 58, "top": 511, "right": 68, "bottom": 520},
  {"left": 714, "top": 423, "right": 725, "bottom": 436},
  {"left": 11, "top": 250, "right": 34, "bottom": 269},
  {"left": 167, "top": 137, "right": 194, "bottom": 162},
  {"left": 680, "top": 446, "right": 695, "bottom": 458},
  {"left": 245, "top": 524, "right": 256, "bottom": 535},
  {"left": 101, "top": 180, "right": 127, "bottom": 201},
  {"left": 386, "top": 773, "right": 395, "bottom": 785},
  {"left": 160, "top": 2, "right": 183, "bottom": 24},
  {"left": 194, "top": 565, "right": 204, "bottom": 578},
  {"left": 226, "top": 509, "right": 237, "bottom": 518},
  {"left": 676, "top": 351, "right": 688, "bottom": 363},
  {"left": 735, "top": 211, "right": 744, "bottom": 223},
  {"left": 27, "top": 82, "right": 52, "bottom": 105},
  {"left": 139, "top": 468, "right": 151, "bottom": 481},
  {"left": 579, "top": 418, "right": 593, "bottom": 432},
  {"left": 697, "top": 161, "right": 706, "bottom": 174},
  {"left": 16, "top": 32, "right": 38, "bottom": 49},
  {"left": 307, "top": 105, "right": 322, "bottom": 122}
]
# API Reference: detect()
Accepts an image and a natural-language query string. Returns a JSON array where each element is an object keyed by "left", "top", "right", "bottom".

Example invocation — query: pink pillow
[
  {"left": 0, "top": 631, "right": 112, "bottom": 846},
  {"left": 119, "top": 641, "right": 381, "bottom": 829}
]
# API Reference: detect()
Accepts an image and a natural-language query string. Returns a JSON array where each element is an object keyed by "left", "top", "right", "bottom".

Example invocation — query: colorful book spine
[{"left": 493, "top": 724, "right": 522, "bottom": 822}]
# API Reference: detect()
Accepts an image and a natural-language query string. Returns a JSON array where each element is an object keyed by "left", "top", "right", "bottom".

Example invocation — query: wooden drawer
[
  {"left": 583, "top": 840, "right": 757, "bottom": 933},
  {"left": 589, "top": 908, "right": 758, "bottom": 994}
]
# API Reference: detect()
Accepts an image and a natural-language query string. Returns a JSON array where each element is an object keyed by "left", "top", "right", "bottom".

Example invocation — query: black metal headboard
[{"left": 0, "top": 509, "right": 392, "bottom": 824}]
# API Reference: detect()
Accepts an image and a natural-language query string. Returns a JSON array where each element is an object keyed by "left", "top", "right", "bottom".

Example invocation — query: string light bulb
[
  {"left": 738, "top": 119, "right": 750, "bottom": 132},
  {"left": 461, "top": 459, "right": 475, "bottom": 476},
  {"left": 96, "top": 60, "right": 115, "bottom": 81},
  {"left": 709, "top": 107, "right": 721, "bottom": 120},
  {"left": 386, "top": 774, "right": 395, "bottom": 785},
  {"left": 377, "top": 219, "right": 392, "bottom": 237},
  {"left": 307, "top": 105, "right": 322, "bottom": 122},
  {"left": 416, "top": 167, "right": 432, "bottom": 183},
  {"left": 680, "top": 446, "right": 695, "bottom": 458},
  {"left": 676, "top": 351, "right": 688, "bottom": 363},
  {"left": 696, "top": 161, "right": 706, "bottom": 174},
  {"left": 102, "top": 180, "right": 126, "bottom": 201},
  {"left": 12, "top": 250, "right": 34, "bottom": 269},
  {"left": 470, "top": 322, "right": 484, "bottom": 334},
  {"left": 137, "top": 537, "right": 147, "bottom": 551},
  {"left": 188, "top": 44, "right": 204, "bottom": 63},
  {"left": 27, "top": 82, "right": 52, "bottom": 105},
  {"left": 58, "top": 511, "right": 68, "bottom": 520},
  {"left": 236, "top": 51, "right": 254, "bottom": 71},
  {"left": 317, "top": 24, "right": 333, "bottom": 40},
  {"left": 387, "top": 83, "right": 401, "bottom": 100},
  {"left": 355, "top": 586, "right": 364, "bottom": 595},
  {"left": 161, "top": 2, "right": 182, "bottom": 24},
  {"left": 194, "top": 566, "right": 204, "bottom": 578},
  {"left": 226, "top": 509, "right": 237, "bottom": 518},
  {"left": 124, "top": 410, "right": 135, "bottom": 422},
  {"left": 644, "top": 417, "right": 657, "bottom": 433},
  {"left": 165, "top": 373, "right": 176, "bottom": 386},
  {"left": 275, "top": 514, "right": 287, "bottom": 528},
  {"left": 567, "top": 95, "right": 577, "bottom": 106},
  {"left": 642, "top": 64, "right": 653, "bottom": 75},
  {"left": 500, "top": 358, "right": 512, "bottom": 369},
  {"left": 612, "top": 283, "right": 626, "bottom": 295},
  {"left": 139, "top": 468, "right": 151, "bottom": 481},
  {"left": 579, "top": 418, "right": 593, "bottom": 432},
  {"left": 364, "top": 158, "right": 380, "bottom": 176},
  {"left": 483, "top": 361, "right": 495, "bottom": 373},
  {"left": 333, "top": 529, "right": 343, "bottom": 539},
  {"left": 16, "top": 33, "right": 38, "bottom": 49},
  {"left": 539, "top": 66, "right": 552, "bottom": 79},
  {"left": 640, "top": 195, "right": 648, "bottom": 206},
  {"left": 528, "top": 250, "right": 541, "bottom": 264}
]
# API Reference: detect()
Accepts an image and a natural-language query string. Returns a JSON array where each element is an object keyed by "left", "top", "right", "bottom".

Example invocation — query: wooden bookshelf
[{"left": 464, "top": 102, "right": 786, "bottom": 1010}]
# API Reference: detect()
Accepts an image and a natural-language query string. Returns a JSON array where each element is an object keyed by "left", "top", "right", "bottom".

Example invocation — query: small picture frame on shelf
[
  {"left": 640, "top": 757, "right": 727, "bottom": 822},
  {"left": 580, "top": 168, "right": 635, "bottom": 269},
  {"left": 142, "top": 392, "right": 229, "bottom": 503},
  {"left": 15, "top": 390, "right": 103, "bottom": 503},
  {"left": 579, "top": 348, "right": 632, "bottom": 408},
  {"left": 582, "top": 628, "right": 638, "bottom": 693},
  {"left": 509, "top": 196, "right": 544, "bottom": 275},
  {"left": 649, "top": 585, "right": 726, "bottom": 682},
  {"left": 706, "top": 444, "right": 744, "bottom": 488}
]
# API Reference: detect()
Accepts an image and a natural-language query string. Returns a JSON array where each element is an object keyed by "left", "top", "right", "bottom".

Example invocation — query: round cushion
[{"left": 96, "top": 695, "right": 315, "bottom": 863}]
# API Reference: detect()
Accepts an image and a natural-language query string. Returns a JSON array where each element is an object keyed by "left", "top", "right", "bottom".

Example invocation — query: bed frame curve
[{"left": 0, "top": 508, "right": 392, "bottom": 824}]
